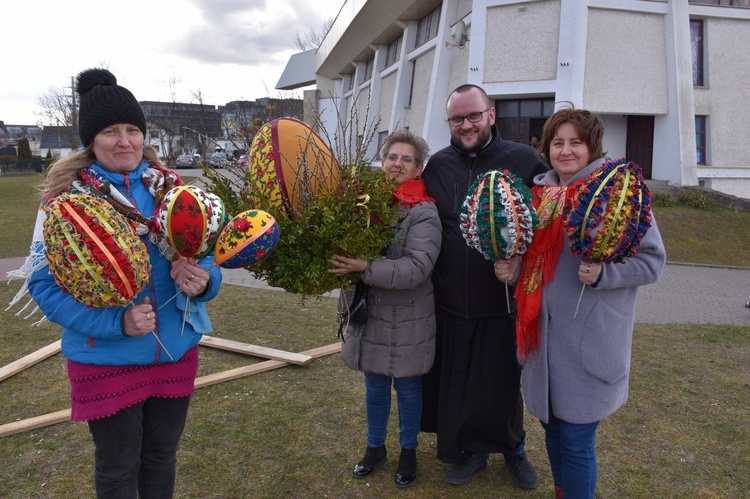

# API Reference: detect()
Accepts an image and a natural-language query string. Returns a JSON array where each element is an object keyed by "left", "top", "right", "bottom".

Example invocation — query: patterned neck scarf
[
  {"left": 67, "top": 163, "right": 182, "bottom": 257},
  {"left": 392, "top": 177, "right": 435, "bottom": 208},
  {"left": 514, "top": 178, "right": 584, "bottom": 358}
]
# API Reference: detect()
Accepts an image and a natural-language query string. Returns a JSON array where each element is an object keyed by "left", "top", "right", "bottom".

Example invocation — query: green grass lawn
[{"left": 1, "top": 174, "right": 749, "bottom": 497}]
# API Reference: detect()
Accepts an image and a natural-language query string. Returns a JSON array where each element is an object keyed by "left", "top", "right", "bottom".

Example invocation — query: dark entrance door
[
  {"left": 626, "top": 115, "right": 654, "bottom": 179},
  {"left": 497, "top": 117, "right": 529, "bottom": 143}
]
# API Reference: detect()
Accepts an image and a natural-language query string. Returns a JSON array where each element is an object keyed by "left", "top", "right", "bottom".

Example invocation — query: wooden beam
[
  {"left": 195, "top": 342, "right": 340, "bottom": 388},
  {"left": 198, "top": 336, "right": 313, "bottom": 365},
  {"left": 0, "top": 340, "right": 62, "bottom": 383},
  {"left": 0, "top": 409, "right": 71, "bottom": 438},
  {"left": 0, "top": 342, "right": 341, "bottom": 438}
]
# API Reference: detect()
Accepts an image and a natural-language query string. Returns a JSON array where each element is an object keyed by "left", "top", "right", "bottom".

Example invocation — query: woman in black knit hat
[{"left": 17, "top": 68, "right": 223, "bottom": 497}]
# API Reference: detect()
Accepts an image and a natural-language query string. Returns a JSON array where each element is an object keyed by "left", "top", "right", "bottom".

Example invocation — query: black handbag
[{"left": 336, "top": 280, "right": 368, "bottom": 340}]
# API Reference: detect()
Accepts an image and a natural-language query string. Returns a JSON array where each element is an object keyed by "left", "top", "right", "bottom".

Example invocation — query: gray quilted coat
[
  {"left": 520, "top": 161, "right": 666, "bottom": 425},
  {"left": 341, "top": 200, "right": 442, "bottom": 378}
]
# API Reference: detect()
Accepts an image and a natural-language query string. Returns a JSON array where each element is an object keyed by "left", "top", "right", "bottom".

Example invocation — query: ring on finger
[
  {"left": 146, "top": 313, "right": 152, "bottom": 320},
  {"left": 188, "top": 273, "right": 196, "bottom": 281}
]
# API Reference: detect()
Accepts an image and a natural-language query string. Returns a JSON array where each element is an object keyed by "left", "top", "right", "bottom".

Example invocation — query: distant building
[
  {"left": 218, "top": 97, "right": 304, "bottom": 149},
  {"left": 0, "top": 121, "right": 42, "bottom": 157},
  {"left": 278, "top": 0, "right": 750, "bottom": 200},
  {"left": 40, "top": 126, "right": 77, "bottom": 158},
  {"left": 140, "top": 101, "right": 223, "bottom": 158},
  {"left": 2, "top": 94, "right": 302, "bottom": 162}
]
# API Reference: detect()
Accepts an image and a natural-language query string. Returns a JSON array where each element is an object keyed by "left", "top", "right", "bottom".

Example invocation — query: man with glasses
[{"left": 421, "top": 84, "right": 548, "bottom": 489}]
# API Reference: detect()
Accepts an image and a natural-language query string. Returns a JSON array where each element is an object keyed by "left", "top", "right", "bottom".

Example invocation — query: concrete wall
[
  {"left": 584, "top": 8, "right": 668, "bottom": 114},
  {"left": 701, "top": 17, "right": 750, "bottom": 166},
  {"left": 484, "top": 1, "right": 559, "bottom": 83},
  {"left": 404, "top": 48, "right": 436, "bottom": 136},
  {"left": 379, "top": 71, "right": 397, "bottom": 132}
]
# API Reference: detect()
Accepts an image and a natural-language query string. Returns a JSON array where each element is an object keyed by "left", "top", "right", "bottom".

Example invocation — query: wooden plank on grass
[
  {"left": 0, "top": 340, "right": 62, "bottom": 383},
  {"left": 194, "top": 342, "right": 340, "bottom": 388},
  {"left": 0, "top": 409, "right": 71, "bottom": 438},
  {"left": 198, "top": 336, "right": 313, "bottom": 365},
  {"left": 0, "top": 342, "right": 341, "bottom": 438}
]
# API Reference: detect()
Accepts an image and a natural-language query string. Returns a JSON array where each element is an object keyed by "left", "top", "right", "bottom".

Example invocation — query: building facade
[
  {"left": 0, "top": 122, "right": 42, "bottom": 158},
  {"left": 279, "top": 0, "right": 750, "bottom": 200}
]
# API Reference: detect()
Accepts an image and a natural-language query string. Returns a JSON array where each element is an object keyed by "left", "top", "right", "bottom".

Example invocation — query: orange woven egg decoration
[
  {"left": 214, "top": 210, "right": 280, "bottom": 269},
  {"left": 249, "top": 117, "right": 339, "bottom": 217},
  {"left": 42, "top": 193, "right": 151, "bottom": 308}
]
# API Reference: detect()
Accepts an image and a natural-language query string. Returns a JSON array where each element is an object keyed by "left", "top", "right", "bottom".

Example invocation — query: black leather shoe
[
  {"left": 394, "top": 448, "right": 417, "bottom": 488},
  {"left": 352, "top": 445, "right": 386, "bottom": 478}
]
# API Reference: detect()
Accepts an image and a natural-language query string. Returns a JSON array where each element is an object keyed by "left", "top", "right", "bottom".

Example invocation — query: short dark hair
[
  {"left": 446, "top": 84, "right": 491, "bottom": 110},
  {"left": 538, "top": 107, "right": 606, "bottom": 163},
  {"left": 379, "top": 129, "right": 430, "bottom": 164}
]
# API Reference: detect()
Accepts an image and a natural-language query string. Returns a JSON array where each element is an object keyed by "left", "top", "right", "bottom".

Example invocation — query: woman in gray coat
[
  {"left": 329, "top": 130, "right": 441, "bottom": 488},
  {"left": 495, "top": 109, "right": 666, "bottom": 498}
]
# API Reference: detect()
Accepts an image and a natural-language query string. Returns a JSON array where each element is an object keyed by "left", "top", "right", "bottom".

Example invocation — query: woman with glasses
[{"left": 329, "top": 129, "right": 442, "bottom": 488}]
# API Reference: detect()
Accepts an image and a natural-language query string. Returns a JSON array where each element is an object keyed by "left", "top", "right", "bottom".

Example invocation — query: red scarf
[
  {"left": 392, "top": 177, "right": 435, "bottom": 207},
  {"left": 514, "top": 179, "right": 583, "bottom": 358}
]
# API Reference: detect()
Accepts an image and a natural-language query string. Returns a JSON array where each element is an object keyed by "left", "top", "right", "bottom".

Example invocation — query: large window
[
  {"left": 689, "top": 0, "right": 750, "bottom": 6},
  {"left": 695, "top": 116, "right": 707, "bottom": 165},
  {"left": 415, "top": 7, "right": 441, "bottom": 48},
  {"left": 407, "top": 61, "right": 416, "bottom": 107},
  {"left": 497, "top": 99, "right": 555, "bottom": 118},
  {"left": 376, "top": 131, "right": 388, "bottom": 159},
  {"left": 385, "top": 36, "right": 402, "bottom": 68},
  {"left": 363, "top": 58, "right": 375, "bottom": 83},
  {"left": 690, "top": 20, "right": 705, "bottom": 86}
]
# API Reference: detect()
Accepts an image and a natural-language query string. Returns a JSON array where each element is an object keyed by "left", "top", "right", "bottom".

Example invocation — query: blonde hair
[{"left": 42, "top": 146, "right": 164, "bottom": 200}]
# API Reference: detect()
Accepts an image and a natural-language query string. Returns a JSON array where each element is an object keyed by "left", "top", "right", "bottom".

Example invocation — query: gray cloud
[{"left": 169, "top": 0, "right": 329, "bottom": 65}]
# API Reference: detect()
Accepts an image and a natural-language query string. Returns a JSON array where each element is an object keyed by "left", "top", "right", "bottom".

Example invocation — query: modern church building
[{"left": 277, "top": 0, "right": 750, "bottom": 199}]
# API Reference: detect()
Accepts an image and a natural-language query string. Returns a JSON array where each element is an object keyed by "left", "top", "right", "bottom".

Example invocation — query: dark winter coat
[{"left": 341, "top": 200, "right": 442, "bottom": 378}]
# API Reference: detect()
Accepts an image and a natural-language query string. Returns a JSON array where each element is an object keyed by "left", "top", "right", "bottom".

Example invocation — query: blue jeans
[
  {"left": 541, "top": 411, "right": 600, "bottom": 499},
  {"left": 87, "top": 395, "right": 191, "bottom": 498},
  {"left": 364, "top": 372, "right": 422, "bottom": 449}
]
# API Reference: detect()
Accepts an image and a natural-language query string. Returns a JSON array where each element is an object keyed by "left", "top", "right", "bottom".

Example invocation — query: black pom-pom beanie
[{"left": 76, "top": 68, "right": 147, "bottom": 147}]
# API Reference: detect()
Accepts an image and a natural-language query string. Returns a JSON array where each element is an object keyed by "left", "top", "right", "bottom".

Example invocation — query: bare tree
[
  {"left": 294, "top": 17, "right": 334, "bottom": 51},
  {"left": 37, "top": 84, "right": 79, "bottom": 149},
  {"left": 143, "top": 77, "right": 184, "bottom": 161},
  {"left": 185, "top": 89, "right": 221, "bottom": 158}
]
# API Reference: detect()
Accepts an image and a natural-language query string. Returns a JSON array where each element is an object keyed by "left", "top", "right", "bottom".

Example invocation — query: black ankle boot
[
  {"left": 394, "top": 448, "right": 417, "bottom": 488},
  {"left": 352, "top": 445, "right": 386, "bottom": 478}
]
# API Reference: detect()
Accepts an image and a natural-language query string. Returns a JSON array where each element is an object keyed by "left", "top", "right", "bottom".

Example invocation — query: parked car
[
  {"left": 237, "top": 154, "right": 249, "bottom": 167},
  {"left": 210, "top": 152, "right": 230, "bottom": 168},
  {"left": 175, "top": 154, "right": 197, "bottom": 169}
]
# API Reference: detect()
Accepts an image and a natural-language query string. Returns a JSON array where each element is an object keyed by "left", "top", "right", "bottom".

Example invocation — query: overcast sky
[{"left": 2, "top": 0, "right": 343, "bottom": 126}]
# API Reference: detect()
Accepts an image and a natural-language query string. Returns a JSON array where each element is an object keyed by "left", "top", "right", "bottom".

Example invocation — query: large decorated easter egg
[
  {"left": 460, "top": 170, "right": 536, "bottom": 261},
  {"left": 214, "top": 210, "right": 280, "bottom": 268},
  {"left": 249, "top": 117, "right": 339, "bottom": 217},
  {"left": 564, "top": 158, "right": 652, "bottom": 264},
  {"left": 157, "top": 185, "right": 227, "bottom": 259},
  {"left": 42, "top": 192, "right": 151, "bottom": 307}
]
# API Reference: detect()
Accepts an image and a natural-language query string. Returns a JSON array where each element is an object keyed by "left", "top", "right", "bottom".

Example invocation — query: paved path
[{"left": 3, "top": 257, "right": 748, "bottom": 326}]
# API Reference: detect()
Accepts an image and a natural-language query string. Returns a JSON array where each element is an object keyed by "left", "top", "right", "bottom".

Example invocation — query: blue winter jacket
[{"left": 28, "top": 161, "right": 222, "bottom": 365}]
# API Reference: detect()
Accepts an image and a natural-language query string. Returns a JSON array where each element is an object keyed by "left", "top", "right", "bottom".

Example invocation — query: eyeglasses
[
  {"left": 447, "top": 108, "right": 493, "bottom": 127},
  {"left": 384, "top": 154, "right": 416, "bottom": 165}
]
